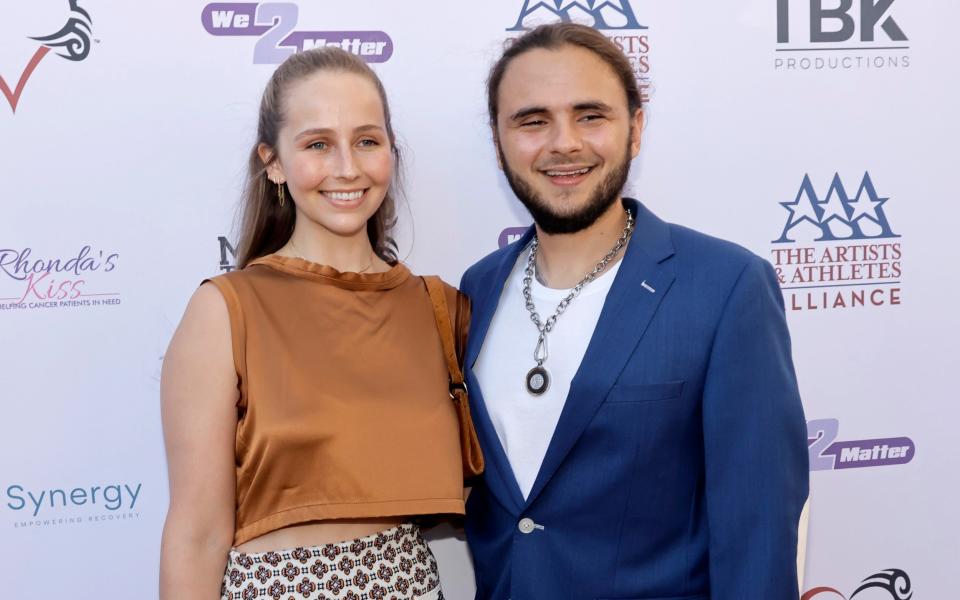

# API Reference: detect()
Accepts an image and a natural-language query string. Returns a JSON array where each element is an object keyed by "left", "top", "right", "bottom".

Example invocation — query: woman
[{"left": 159, "top": 48, "right": 478, "bottom": 600}]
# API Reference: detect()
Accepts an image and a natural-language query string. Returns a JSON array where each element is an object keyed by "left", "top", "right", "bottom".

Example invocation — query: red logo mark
[
  {"left": 0, "top": 46, "right": 51, "bottom": 113},
  {"left": 802, "top": 587, "right": 846, "bottom": 600}
]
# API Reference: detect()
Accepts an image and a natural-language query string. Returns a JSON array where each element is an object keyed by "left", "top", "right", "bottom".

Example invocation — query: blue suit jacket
[{"left": 459, "top": 199, "right": 809, "bottom": 600}]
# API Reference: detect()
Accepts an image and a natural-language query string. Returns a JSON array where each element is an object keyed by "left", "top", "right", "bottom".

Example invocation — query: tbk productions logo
[
  {"left": 507, "top": 1, "right": 652, "bottom": 103},
  {"left": 804, "top": 568, "right": 913, "bottom": 600},
  {"left": 202, "top": 2, "right": 393, "bottom": 64},
  {"left": 807, "top": 419, "right": 914, "bottom": 472},
  {"left": 0, "top": 246, "right": 121, "bottom": 313},
  {"left": 770, "top": 172, "right": 902, "bottom": 312},
  {"left": 1, "top": 0, "right": 93, "bottom": 113},
  {"left": 775, "top": 0, "right": 910, "bottom": 72}
]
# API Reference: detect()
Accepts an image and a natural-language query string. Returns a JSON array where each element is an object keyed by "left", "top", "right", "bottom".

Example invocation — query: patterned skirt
[{"left": 220, "top": 523, "right": 443, "bottom": 600}]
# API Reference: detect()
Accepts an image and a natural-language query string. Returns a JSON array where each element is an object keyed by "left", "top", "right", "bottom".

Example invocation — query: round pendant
[{"left": 526, "top": 366, "right": 550, "bottom": 396}]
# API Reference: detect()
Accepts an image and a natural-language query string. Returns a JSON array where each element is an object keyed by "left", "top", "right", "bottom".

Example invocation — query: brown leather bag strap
[
  {"left": 422, "top": 276, "right": 485, "bottom": 478},
  {"left": 454, "top": 289, "right": 469, "bottom": 367},
  {"left": 422, "top": 276, "right": 464, "bottom": 386}
]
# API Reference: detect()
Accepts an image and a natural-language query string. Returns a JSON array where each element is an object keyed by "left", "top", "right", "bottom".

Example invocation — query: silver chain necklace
[{"left": 522, "top": 208, "right": 635, "bottom": 396}]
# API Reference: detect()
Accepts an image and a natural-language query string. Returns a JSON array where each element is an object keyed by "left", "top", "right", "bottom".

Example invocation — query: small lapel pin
[{"left": 641, "top": 280, "right": 656, "bottom": 294}]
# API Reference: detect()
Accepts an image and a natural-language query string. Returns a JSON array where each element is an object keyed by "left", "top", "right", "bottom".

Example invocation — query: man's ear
[
  {"left": 258, "top": 143, "right": 283, "bottom": 182},
  {"left": 629, "top": 108, "right": 644, "bottom": 158},
  {"left": 630, "top": 108, "right": 646, "bottom": 158}
]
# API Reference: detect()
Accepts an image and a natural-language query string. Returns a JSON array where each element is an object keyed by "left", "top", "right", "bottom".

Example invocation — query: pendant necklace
[{"left": 522, "top": 208, "right": 635, "bottom": 396}]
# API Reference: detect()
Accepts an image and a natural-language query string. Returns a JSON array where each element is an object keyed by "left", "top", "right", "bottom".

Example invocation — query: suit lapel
[
  {"left": 465, "top": 227, "right": 534, "bottom": 513},
  {"left": 524, "top": 200, "right": 676, "bottom": 507}
]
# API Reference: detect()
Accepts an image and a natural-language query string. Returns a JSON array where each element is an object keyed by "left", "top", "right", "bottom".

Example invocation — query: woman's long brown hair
[{"left": 236, "top": 48, "right": 401, "bottom": 268}]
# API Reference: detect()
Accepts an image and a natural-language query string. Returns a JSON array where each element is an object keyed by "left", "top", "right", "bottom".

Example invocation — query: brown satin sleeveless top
[{"left": 205, "top": 255, "right": 468, "bottom": 545}]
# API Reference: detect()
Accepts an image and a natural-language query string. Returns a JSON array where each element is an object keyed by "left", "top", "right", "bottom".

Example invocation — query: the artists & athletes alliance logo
[
  {"left": 5, "top": 480, "right": 143, "bottom": 530},
  {"left": 507, "top": 1, "right": 651, "bottom": 103},
  {"left": 1, "top": 0, "right": 94, "bottom": 113},
  {"left": 0, "top": 246, "right": 121, "bottom": 312},
  {"left": 775, "top": 0, "right": 910, "bottom": 72},
  {"left": 807, "top": 419, "right": 914, "bottom": 472},
  {"left": 770, "top": 172, "right": 901, "bottom": 312},
  {"left": 804, "top": 568, "right": 913, "bottom": 600},
  {"left": 202, "top": 2, "right": 393, "bottom": 64}
]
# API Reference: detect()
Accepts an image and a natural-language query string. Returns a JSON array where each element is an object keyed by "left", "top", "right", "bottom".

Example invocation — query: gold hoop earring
[{"left": 277, "top": 180, "right": 285, "bottom": 208}]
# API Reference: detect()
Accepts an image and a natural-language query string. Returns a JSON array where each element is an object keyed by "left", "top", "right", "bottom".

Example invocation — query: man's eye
[
  {"left": 521, "top": 120, "right": 545, "bottom": 127},
  {"left": 309, "top": 141, "right": 327, "bottom": 150},
  {"left": 581, "top": 114, "right": 604, "bottom": 122}
]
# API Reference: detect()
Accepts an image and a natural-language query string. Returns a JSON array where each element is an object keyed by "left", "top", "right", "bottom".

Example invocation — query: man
[{"left": 460, "top": 23, "right": 809, "bottom": 599}]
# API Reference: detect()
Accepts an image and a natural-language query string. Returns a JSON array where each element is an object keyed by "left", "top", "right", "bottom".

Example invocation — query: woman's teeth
[{"left": 325, "top": 190, "right": 364, "bottom": 201}]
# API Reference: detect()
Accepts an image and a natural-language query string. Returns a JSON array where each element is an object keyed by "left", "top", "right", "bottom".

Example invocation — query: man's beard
[{"left": 499, "top": 141, "right": 632, "bottom": 235}]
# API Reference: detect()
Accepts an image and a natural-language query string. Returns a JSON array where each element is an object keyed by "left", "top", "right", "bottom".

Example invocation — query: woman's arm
[{"left": 159, "top": 283, "right": 239, "bottom": 599}]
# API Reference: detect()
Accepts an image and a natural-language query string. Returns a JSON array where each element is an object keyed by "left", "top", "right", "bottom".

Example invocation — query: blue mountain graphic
[{"left": 508, "top": 0, "right": 646, "bottom": 31}]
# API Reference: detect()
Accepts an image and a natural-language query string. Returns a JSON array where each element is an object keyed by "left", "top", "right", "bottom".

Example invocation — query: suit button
[{"left": 518, "top": 518, "right": 535, "bottom": 534}]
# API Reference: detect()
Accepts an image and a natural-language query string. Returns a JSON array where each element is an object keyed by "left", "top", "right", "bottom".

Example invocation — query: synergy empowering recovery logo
[{"left": 6, "top": 481, "right": 143, "bottom": 530}]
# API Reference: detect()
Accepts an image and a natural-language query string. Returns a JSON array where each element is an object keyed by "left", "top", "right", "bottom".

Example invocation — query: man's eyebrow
[
  {"left": 573, "top": 101, "right": 613, "bottom": 113},
  {"left": 294, "top": 124, "right": 384, "bottom": 139},
  {"left": 508, "top": 106, "right": 548, "bottom": 122},
  {"left": 508, "top": 102, "right": 614, "bottom": 122}
]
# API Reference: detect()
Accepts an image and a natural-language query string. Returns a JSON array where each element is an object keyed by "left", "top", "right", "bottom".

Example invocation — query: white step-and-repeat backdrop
[{"left": 2, "top": 1, "right": 957, "bottom": 598}]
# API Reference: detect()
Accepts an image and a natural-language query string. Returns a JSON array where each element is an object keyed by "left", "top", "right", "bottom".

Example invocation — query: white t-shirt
[{"left": 474, "top": 246, "right": 622, "bottom": 499}]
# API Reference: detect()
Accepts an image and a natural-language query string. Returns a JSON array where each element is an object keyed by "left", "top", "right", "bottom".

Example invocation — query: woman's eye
[{"left": 358, "top": 138, "right": 379, "bottom": 147}]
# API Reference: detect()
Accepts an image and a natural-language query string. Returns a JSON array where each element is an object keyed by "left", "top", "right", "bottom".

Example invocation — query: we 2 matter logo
[
  {"left": 201, "top": 3, "right": 393, "bottom": 64},
  {"left": 807, "top": 419, "right": 914, "bottom": 472}
]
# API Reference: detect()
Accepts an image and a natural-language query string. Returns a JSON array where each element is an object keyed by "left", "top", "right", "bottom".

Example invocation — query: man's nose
[{"left": 548, "top": 119, "right": 584, "bottom": 155}]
